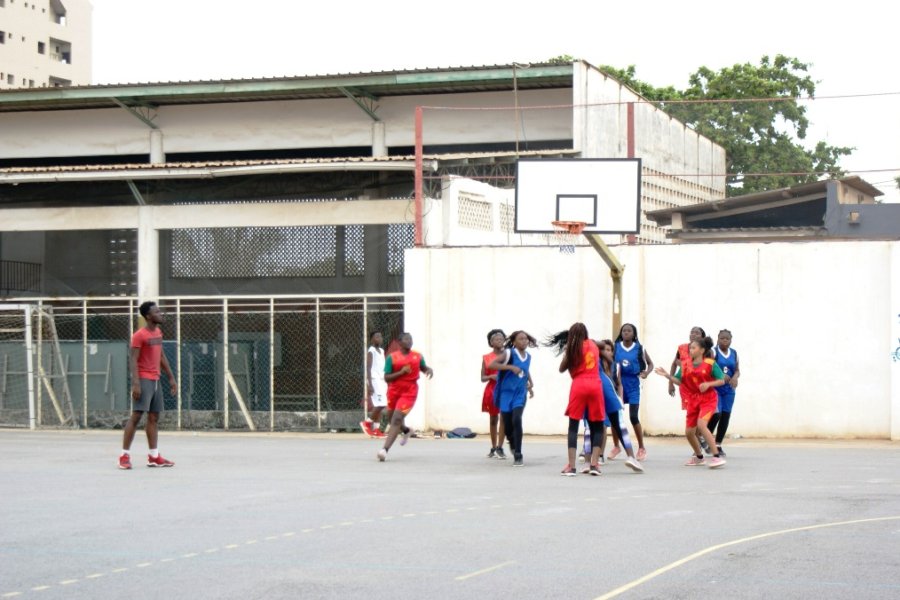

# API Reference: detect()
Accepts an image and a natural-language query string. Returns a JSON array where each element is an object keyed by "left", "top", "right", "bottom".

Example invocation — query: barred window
[
  {"left": 343, "top": 225, "right": 365, "bottom": 277},
  {"left": 457, "top": 192, "right": 493, "bottom": 231},
  {"left": 387, "top": 223, "right": 414, "bottom": 275},
  {"left": 171, "top": 226, "right": 337, "bottom": 278}
]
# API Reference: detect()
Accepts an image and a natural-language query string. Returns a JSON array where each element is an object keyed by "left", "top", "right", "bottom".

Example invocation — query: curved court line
[{"left": 594, "top": 515, "right": 900, "bottom": 600}]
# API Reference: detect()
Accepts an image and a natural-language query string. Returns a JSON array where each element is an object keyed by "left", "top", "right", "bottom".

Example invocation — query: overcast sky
[{"left": 90, "top": 0, "right": 899, "bottom": 203}]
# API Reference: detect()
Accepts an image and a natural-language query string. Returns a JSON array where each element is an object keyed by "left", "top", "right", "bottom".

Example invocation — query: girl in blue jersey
[
  {"left": 707, "top": 329, "right": 740, "bottom": 457},
  {"left": 596, "top": 339, "right": 643, "bottom": 473},
  {"left": 488, "top": 330, "right": 536, "bottom": 467},
  {"left": 612, "top": 323, "right": 654, "bottom": 461}
]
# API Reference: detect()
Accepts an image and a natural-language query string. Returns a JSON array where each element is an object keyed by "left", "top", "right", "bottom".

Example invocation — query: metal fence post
[
  {"left": 362, "top": 297, "right": 368, "bottom": 425},
  {"left": 24, "top": 305, "right": 36, "bottom": 430},
  {"left": 223, "top": 298, "right": 229, "bottom": 431},
  {"left": 315, "top": 297, "right": 322, "bottom": 431},
  {"left": 82, "top": 299, "right": 88, "bottom": 427},
  {"left": 176, "top": 298, "right": 182, "bottom": 431},
  {"left": 36, "top": 299, "right": 42, "bottom": 427},
  {"left": 269, "top": 297, "right": 275, "bottom": 432}
]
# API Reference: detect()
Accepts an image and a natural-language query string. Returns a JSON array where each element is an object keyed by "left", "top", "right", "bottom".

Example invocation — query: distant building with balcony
[{"left": 0, "top": 0, "right": 91, "bottom": 89}]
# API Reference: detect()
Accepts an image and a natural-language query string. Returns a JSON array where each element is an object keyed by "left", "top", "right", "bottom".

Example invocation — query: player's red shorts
[
  {"left": 684, "top": 391, "right": 718, "bottom": 428},
  {"left": 564, "top": 377, "right": 605, "bottom": 422},
  {"left": 481, "top": 381, "right": 499, "bottom": 416},
  {"left": 388, "top": 386, "right": 418, "bottom": 415}
]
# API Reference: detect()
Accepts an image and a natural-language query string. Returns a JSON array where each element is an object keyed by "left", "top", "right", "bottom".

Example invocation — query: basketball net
[{"left": 550, "top": 220, "right": 586, "bottom": 255}]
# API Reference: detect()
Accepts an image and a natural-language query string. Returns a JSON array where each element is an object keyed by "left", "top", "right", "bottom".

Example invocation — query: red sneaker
[
  {"left": 118, "top": 454, "right": 132, "bottom": 470},
  {"left": 372, "top": 428, "right": 386, "bottom": 438},
  {"left": 359, "top": 420, "right": 374, "bottom": 437},
  {"left": 147, "top": 454, "right": 174, "bottom": 467}
]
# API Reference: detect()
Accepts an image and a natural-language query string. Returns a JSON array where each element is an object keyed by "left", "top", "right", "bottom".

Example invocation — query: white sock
[
  {"left": 373, "top": 423, "right": 380, "bottom": 430},
  {"left": 149, "top": 449, "right": 159, "bottom": 458},
  {"left": 121, "top": 450, "right": 130, "bottom": 457}
]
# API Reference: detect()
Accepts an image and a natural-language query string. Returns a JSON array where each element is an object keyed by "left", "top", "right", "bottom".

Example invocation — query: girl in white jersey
[{"left": 360, "top": 331, "right": 388, "bottom": 438}]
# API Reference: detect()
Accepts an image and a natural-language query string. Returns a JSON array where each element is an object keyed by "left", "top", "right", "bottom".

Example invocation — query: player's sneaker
[
  {"left": 589, "top": 464, "right": 602, "bottom": 476},
  {"left": 486, "top": 447, "right": 496, "bottom": 458},
  {"left": 581, "top": 465, "right": 591, "bottom": 474},
  {"left": 513, "top": 454, "right": 524, "bottom": 467},
  {"left": 625, "top": 457, "right": 644, "bottom": 473},
  {"left": 147, "top": 454, "right": 174, "bottom": 467},
  {"left": 495, "top": 447, "right": 507, "bottom": 460},
  {"left": 118, "top": 454, "right": 132, "bottom": 470},
  {"left": 716, "top": 446, "right": 726, "bottom": 457},
  {"left": 399, "top": 428, "right": 411, "bottom": 446},
  {"left": 359, "top": 420, "right": 373, "bottom": 437},
  {"left": 377, "top": 449, "right": 387, "bottom": 462},
  {"left": 684, "top": 455, "right": 705, "bottom": 466},
  {"left": 372, "top": 428, "right": 386, "bottom": 438},
  {"left": 637, "top": 447, "right": 647, "bottom": 461},
  {"left": 707, "top": 456, "right": 727, "bottom": 469},
  {"left": 608, "top": 446, "right": 621, "bottom": 460},
  {"left": 560, "top": 465, "right": 577, "bottom": 477}
]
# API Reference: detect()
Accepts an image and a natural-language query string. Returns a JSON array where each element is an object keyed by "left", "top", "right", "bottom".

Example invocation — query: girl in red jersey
[
  {"left": 667, "top": 326, "right": 706, "bottom": 409},
  {"left": 545, "top": 323, "right": 605, "bottom": 477},
  {"left": 654, "top": 335, "right": 727, "bottom": 469},
  {"left": 481, "top": 329, "right": 507, "bottom": 459},
  {"left": 377, "top": 333, "right": 434, "bottom": 462}
]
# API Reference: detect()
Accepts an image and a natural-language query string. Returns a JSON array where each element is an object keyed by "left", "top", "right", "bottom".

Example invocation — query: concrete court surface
[{"left": 1, "top": 429, "right": 899, "bottom": 600}]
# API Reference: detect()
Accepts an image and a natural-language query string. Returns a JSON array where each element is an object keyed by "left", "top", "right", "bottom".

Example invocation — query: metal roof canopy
[
  {"left": 645, "top": 176, "right": 883, "bottom": 227},
  {"left": 0, "top": 64, "right": 574, "bottom": 113}
]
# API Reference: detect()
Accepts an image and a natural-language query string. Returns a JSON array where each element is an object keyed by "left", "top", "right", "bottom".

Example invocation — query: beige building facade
[{"left": 0, "top": 0, "right": 91, "bottom": 89}]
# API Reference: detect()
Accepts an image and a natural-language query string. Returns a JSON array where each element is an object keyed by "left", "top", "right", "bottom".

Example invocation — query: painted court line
[
  {"left": 2, "top": 593, "right": 23, "bottom": 598},
  {"left": 86, "top": 573, "right": 104, "bottom": 579},
  {"left": 59, "top": 580, "right": 78, "bottom": 585},
  {"left": 594, "top": 515, "right": 900, "bottom": 600},
  {"left": 455, "top": 561, "right": 516, "bottom": 581},
  {"left": 30, "top": 586, "right": 50, "bottom": 591}
]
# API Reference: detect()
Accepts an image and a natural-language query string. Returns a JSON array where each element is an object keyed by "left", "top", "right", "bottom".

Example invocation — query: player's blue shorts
[{"left": 716, "top": 388, "right": 736, "bottom": 413}]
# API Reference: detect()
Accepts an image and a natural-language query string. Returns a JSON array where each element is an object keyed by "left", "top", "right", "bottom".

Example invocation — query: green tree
[{"left": 600, "top": 56, "right": 853, "bottom": 196}]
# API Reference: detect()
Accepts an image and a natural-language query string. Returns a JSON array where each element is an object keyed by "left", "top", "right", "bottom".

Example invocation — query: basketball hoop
[{"left": 550, "top": 220, "right": 586, "bottom": 255}]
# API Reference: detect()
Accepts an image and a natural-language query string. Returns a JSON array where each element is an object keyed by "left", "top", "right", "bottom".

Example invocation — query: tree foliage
[{"left": 599, "top": 56, "right": 853, "bottom": 196}]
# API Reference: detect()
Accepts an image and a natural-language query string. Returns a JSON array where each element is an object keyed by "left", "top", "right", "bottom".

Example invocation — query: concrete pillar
[
  {"left": 891, "top": 242, "right": 900, "bottom": 441},
  {"left": 372, "top": 121, "right": 386, "bottom": 157},
  {"left": 150, "top": 130, "right": 165, "bottom": 164},
  {"left": 137, "top": 206, "right": 160, "bottom": 300}
]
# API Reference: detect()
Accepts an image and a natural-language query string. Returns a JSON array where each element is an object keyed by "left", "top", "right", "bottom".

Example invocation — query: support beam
[
  {"left": 337, "top": 87, "right": 380, "bottom": 122},
  {"left": 125, "top": 180, "right": 146, "bottom": 206},
  {"left": 584, "top": 233, "right": 625, "bottom": 334},
  {"left": 0, "top": 199, "right": 415, "bottom": 232},
  {"left": 110, "top": 98, "right": 159, "bottom": 130}
]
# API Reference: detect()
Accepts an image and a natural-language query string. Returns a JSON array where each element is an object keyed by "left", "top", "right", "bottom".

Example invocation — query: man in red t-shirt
[
  {"left": 119, "top": 301, "right": 178, "bottom": 470},
  {"left": 376, "top": 332, "right": 433, "bottom": 462}
]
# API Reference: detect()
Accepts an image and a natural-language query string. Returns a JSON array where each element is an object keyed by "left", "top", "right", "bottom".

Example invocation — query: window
[
  {"left": 0, "top": 31, "right": 5, "bottom": 44},
  {"left": 28, "top": 79, "right": 34, "bottom": 87},
  {"left": 7, "top": 74, "right": 14, "bottom": 85},
  {"left": 37, "top": 41, "right": 44, "bottom": 54}
]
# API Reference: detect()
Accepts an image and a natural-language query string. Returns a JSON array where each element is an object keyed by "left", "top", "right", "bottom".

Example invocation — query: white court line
[
  {"left": 31, "top": 586, "right": 51, "bottom": 591},
  {"left": 594, "top": 515, "right": 900, "bottom": 600},
  {"left": 85, "top": 574, "right": 104, "bottom": 579},
  {"left": 455, "top": 561, "right": 516, "bottom": 581},
  {"left": 59, "top": 580, "right": 78, "bottom": 585},
  {"left": 2, "top": 592, "right": 23, "bottom": 597}
]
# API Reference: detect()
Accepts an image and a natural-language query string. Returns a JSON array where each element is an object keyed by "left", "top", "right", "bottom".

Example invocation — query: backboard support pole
[{"left": 584, "top": 233, "right": 624, "bottom": 335}]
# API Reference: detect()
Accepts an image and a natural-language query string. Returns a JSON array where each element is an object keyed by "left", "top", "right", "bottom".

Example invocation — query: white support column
[
  {"left": 137, "top": 206, "right": 160, "bottom": 301},
  {"left": 150, "top": 130, "right": 165, "bottom": 164},
  {"left": 372, "top": 121, "right": 387, "bottom": 157}
]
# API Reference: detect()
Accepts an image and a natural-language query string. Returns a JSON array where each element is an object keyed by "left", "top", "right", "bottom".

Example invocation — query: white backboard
[{"left": 514, "top": 158, "right": 641, "bottom": 233}]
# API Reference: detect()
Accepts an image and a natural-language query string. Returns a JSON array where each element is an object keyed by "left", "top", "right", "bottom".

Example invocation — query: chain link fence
[{"left": 0, "top": 295, "right": 403, "bottom": 432}]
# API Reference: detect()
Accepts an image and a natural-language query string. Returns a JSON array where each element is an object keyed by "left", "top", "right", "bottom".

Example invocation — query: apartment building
[{"left": 0, "top": 0, "right": 91, "bottom": 88}]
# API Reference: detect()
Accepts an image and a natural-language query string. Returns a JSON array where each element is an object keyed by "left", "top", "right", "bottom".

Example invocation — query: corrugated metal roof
[
  {"left": 0, "top": 63, "right": 574, "bottom": 113},
  {"left": 0, "top": 149, "right": 577, "bottom": 176},
  {"left": 646, "top": 176, "right": 883, "bottom": 226}
]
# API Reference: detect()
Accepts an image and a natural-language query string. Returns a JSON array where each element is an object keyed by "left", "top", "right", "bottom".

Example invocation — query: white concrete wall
[
  {"left": 403, "top": 241, "right": 899, "bottom": 440},
  {"left": 0, "top": 88, "right": 573, "bottom": 159}
]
